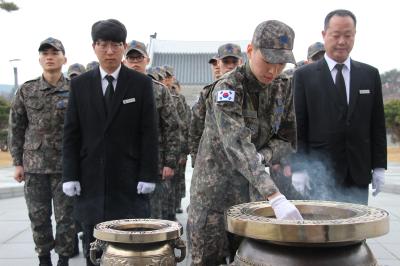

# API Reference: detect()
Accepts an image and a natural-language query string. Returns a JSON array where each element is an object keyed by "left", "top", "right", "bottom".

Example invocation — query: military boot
[
  {"left": 57, "top": 255, "right": 69, "bottom": 266},
  {"left": 38, "top": 254, "right": 52, "bottom": 266}
]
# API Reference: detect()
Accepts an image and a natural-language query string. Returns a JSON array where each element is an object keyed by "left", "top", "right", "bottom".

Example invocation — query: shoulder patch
[{"left": 217, "top": 90, "right": 235, "bottom": 102}]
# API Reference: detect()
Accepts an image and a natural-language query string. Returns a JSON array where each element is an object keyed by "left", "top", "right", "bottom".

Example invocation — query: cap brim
[
  {"left": 38, "top": 43, "right": 62, "bottom": 52},
  {"left": 219, "top": 54, "right": 242, "bottom": 60},
  {"left": 125, "top": 48, "right": 147, "bottom": 57},
  {"left": 308, "top": 50, "right": 325, "bottom": 59},
  {"left": 208, "top": 58, "right": 217, "bottom": 64},
  {"left": 260, "top": 48, "right": 296, "bottom": 64}
]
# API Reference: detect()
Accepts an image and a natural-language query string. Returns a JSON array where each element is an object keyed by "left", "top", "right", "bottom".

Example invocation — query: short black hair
[
  {"left": 324, "top": 9, "right": 357, "bottom": 30},
  {"left": 91, "top": 19, "right": 127, "bottom": 43}
]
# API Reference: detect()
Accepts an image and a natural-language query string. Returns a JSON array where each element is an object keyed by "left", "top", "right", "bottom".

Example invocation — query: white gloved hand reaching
[
  {"left": 137, "top": 181, "right": 156, "bottom": 194},
  {"left": 372, "top": 168, "right": 385, "bottom": 196},
  {"left": 292, "top": 170, "right": 310, "bottom": 194},
  {"left": 270, "top": 195, "right": 303, "bottom": 220},
  {"left": 62, "top": 181, "right": 81, "bottom": 197}
]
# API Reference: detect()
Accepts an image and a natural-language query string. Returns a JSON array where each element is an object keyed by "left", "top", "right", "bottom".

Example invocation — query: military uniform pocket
[{"left": 23, "top": 140, "right": 42, "bottom": 150}]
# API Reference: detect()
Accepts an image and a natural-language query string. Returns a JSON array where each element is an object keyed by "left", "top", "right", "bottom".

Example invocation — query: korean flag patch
[{"left": 217, "top": 90, "right": 235, "bottom": 102}]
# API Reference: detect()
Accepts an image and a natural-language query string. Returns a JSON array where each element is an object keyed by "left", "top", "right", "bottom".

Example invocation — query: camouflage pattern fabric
[
  {"left": 24, "top": 173, "right": 75, "bottom": 256},
  {"left": 188, "top": 63, "right": 296, "bottom": 264},
  {"left": 189, "top": 83, "right": 215, "bottom": 167},
  {"left": 217, "top": 43, "right": 242, "bottom": 59},
  {"left": 149, "top": 80, "right": 180, "bottom": 219},
  {"left": 9, "top": 75, "right": 70, "bottom": 173},
  {"left": 9, "top": 75, "right": 75, "bottom": 257}
]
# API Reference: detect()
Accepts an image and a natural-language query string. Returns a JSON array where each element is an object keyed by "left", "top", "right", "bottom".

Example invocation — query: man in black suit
[
  {"left": 293, "top": 9, "right": 387, "bottom": 205},
  {"left": 61, "top": 19, "right": 159, "bottom": 265}
]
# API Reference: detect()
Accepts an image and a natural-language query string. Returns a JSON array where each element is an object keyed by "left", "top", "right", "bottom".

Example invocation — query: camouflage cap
[
  {"left": 154, "top": 66, "right": 166, "bottom": 80},
  {"left": 163, "top": 65, "right": 174, "bottom": 77},
  {"left": 252, "top": 20, "right": 295, "bottom": 64},
  {"left": 125, "top": 40, "right": 148, "bottom": 57},
  {"left": 146, "top": 67, "right": 159, "bottom": 80},
  {"left": 67, "top": 63, "right": 86, "bottom": 78},
  {"left": 217, "top": 43, "right": 242, "bottom": 59},
  {"left": 86, "top": 61, "right": 99, "bottom": 71},
  {"left": 38, "top": 37, "right": 65, "bottom": 54},
  {"left": 307, "top": 42, "right": 325, "bottom": 60},
  {"left": 208, "top": 55, "right": 218, "bottom": 64}
]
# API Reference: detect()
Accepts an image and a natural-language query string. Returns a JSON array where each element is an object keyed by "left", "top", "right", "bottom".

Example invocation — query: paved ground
[{"left": 0, "top": 161, "right": 399, "bottom": 266}]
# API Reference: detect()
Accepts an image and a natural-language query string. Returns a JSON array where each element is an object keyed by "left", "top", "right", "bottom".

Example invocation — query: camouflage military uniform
[
  {"left": 175, "top": 93, "right": 190, "bottom": 210},
  {"left": 9, "top": 75, "right": 75, "bottom": 257},
  {"left": 188, "top": 63, "right": 296, "bottom": 265},
  {"left": 149, "top": 80, "right": 180, "bottom": 219},
  {"left": 166, "top": 89, "right": 187, "bottom": 219},
  {"left": 189, "top": 83, "right": 214, "bottom": 167}
]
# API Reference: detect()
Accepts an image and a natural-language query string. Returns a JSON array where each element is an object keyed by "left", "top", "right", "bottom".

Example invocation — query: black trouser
[{"left": 82, "top": 224, "right": 96, "bottom": 266}]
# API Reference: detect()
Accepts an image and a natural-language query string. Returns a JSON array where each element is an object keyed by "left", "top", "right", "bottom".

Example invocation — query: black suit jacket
[
  {"left": 293, "top": 58, "right": 387, "bottom": 186},
  {"left": 62, "top": 64, "right": 159, "bottom": 224}
]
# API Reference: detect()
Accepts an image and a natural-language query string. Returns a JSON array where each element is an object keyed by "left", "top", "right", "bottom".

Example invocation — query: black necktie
[
  {"left": 335, "top": 64, "right": 347, "bottom": 107},
  {"left": 104, "top": 75, "right": 114, "bottom": 115}
]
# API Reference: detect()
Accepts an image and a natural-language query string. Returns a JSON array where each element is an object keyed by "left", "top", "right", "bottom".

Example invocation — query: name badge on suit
[
  {"left": 123, "top": 98, "right": 136, "bottom": 104},
  {"left": 359, "top": 89, "right": 370, "bottom": 94}
]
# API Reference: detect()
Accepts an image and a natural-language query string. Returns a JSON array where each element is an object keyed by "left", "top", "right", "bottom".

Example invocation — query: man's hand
[
  {"left": 62, "top": 181, "right": 81, "bottom": 197},
  {"left": 137, "top": 181, "right": 156, "bottom": 194},
  {"left": 292, "top": 170, "right": 310, "bottom": 194},
  {"left": 162, "top": 167, "right": 174, "bottom": 180},
  {"left": 269, "top": 194, "right": 303, "bottom": 220},
  {"left": 14, "top": 166, "right": 25, "bottom": 183},
  {"left": 372, "top": 168, "right": 385, "bottom": 196}
]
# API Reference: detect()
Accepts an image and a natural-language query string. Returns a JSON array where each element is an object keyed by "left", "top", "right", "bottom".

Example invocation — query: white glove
[
  {"left": 62, "top": 181, "right": 81, "bottom": 197},
  {"left": 257, "top": 153, "right": 264, "bottom": 164},
  {"left": 137, "top": 181, "right": 156, "bottom": 194},
  {"left": 270, "top": 195, "right": 303, "bottom": 220},
  {"left": 372, "top": 168, "right": 385, "bottom": 196},
  {"left": 292, "top": 170, "right": 310, "bottom": 194}
]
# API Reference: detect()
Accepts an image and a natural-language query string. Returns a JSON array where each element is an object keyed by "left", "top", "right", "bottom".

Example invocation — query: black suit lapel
[
  {"left": 91, "top": 68, "right": 107, "bottom": 125},
  {"left": 319, "top": 59, "right": 342, "bottom": 112},
  {"left": 347, "top": 60, "right": 361, "bottom": 120},
  {"left": 105, "top": 64, "right": 129, "bottom": 130}
]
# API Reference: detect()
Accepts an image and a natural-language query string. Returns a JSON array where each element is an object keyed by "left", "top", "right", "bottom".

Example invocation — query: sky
[{"left": 0, "top": 0, "right": 399, "bottom": 85}]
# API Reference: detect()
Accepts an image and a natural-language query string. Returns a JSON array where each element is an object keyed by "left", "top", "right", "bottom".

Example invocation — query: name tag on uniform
[
  {"left": 123, "top": 98, "right": 136, "bottom": 104},
  {"left": 359, "top": 89, "right": 370, "bottom": 94}
]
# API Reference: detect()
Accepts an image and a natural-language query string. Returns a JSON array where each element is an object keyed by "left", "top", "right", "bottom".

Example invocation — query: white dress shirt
[
  {"left": 99, "top": 65, "right": 121, "bottom": 95},
  {"left": 324, "top": 54, "right": 351, "bottom": 104}
]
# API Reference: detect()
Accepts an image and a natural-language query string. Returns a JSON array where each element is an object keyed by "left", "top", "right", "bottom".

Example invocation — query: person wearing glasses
[
  {"left": 61, "top": 19, "right": 159, "bottom": 266},
  {"left": 123, "top": 40, "right": 181, "bottom": 221}
]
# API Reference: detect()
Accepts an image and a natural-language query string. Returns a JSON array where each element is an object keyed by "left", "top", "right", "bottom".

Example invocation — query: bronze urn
[
  {"left": 226, "top": 200, "right": 389, "bottom": 266},
  {"left": 90, "top": 219, "right": 186, "bottom": 265}
]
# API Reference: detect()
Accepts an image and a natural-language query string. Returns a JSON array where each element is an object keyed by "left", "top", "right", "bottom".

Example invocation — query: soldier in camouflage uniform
[
  {"left": 208, "top": 55, "right": 221, "bottom": 80},
  {"left": 188, "top": 21, "right": 303, "bottom": 265},
  {"left": 123, "top": 41, "right": 180, "bottom": 220},
  {"left": 189, "top": 43, "right": 243, "bottom": 168},
  {"left": 9, "top": 38, "right": 74, "bottom": 266},
  {"left": 170, "top": 79, "right": 190, "bottom": 213},
  {"left": 160, "top": 67, "right": 189, "bottom": 218}
]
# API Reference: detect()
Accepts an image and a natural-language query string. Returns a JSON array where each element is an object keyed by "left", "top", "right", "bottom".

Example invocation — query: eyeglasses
[
  {"left": 126, "top": 55, "right": 145, "bottom": 63},
  {"left": 96, "top": 41, "right": 123, "bottom": 52}
]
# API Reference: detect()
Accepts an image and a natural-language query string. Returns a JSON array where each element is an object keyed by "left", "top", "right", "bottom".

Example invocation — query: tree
[
  {"left": 0, "top": 0, "right": 18, "bottom": 12},
  {"left": 0, "top": 96, "right": 10, "bottom": 151},
  {"left": 384, "top": 99, "right": 400, "bottom": 143}
]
